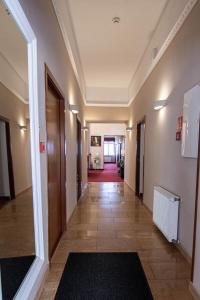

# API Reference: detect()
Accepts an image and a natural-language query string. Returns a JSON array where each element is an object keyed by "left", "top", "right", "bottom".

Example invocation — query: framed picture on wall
[{"left": 91, "top": 136, "right": 101, "bottom": 147}]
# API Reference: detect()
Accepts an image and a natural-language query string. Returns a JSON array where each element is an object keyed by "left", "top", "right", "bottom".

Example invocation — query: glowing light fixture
[
  {"left": 112, "top": 17, "right": 120, "bottom": 24},
  {"left": 153, "top": 100, "right": 168, "bottom": 111},
  {"left": 19, "top": 125, "right": 28, "bottom": 131},
  {"left": 126, "top": 127, "right": 133, "bottom": 132},
  {"left": 82, "top": 126, "right": 89, "bottom": 131},
  {"left": 69, "top": 104, "right": 79, "bottom": 114}
]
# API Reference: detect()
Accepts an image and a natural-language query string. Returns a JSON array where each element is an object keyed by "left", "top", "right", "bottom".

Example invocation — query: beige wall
[
  {"left": 126, "top": 1, "right": 200, "bottom": 259},
  {"left": 18, "top": 0, "right": 87, "bottom": 259},
  {"left": 84, "top": 106, "right": 129, "bottom": 123},
  {"left": 0, "top": 82, "right": 31, "bottom": 195}
]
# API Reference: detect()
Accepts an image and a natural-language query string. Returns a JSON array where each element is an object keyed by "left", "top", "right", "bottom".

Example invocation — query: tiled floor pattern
[
  {"left": 0, "top": 188, "right": 35, "bottom": 258},
  {"left": 40, "top": 182, "right": 193, "bottom": 300}
]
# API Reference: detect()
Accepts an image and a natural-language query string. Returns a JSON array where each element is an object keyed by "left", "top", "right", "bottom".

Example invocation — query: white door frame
[{"left": 2, "top": 1, "right": 48, "bottom": 299}]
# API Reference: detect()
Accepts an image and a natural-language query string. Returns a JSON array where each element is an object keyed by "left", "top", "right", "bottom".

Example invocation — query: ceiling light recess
[{"left": 153, "top": 100, "right": 168, "bottom": 111}]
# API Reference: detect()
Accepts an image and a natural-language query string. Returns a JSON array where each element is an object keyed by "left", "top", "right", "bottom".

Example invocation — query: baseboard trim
[
  {"left": 124, "top": 179, "right": 134, "bottom": 191},
  {"left": 82, "top": 183, "right": 88, "bottom": 193},
  {"left": 67, "top": 182, "right": 88, "bottom": 224},
  {"left": 16, "top": 186, "right": 32, "bottom": 197},
  {"left": 66, "top": 183, "right": 88, "bottom": 225},
  {"left": 189, "top": 282, "right": 200, "bottom": 300},
  {"left": 67, "top": 205, "right": 77, "bottom": 226},
  {"left": 80, "top": 183, "right": 88, "bottom": 200},
  {"left": 34, "top": 263, "right": 49, "bottom": 300},
  {"left": 15, "top": 258, "right": 48, "bottom": 300},
  {"left": 176, "top": 244, "right": 192, "bottom": 265},
  {"left": 142, "top": 202, "right": 154, "bottom": 219}
]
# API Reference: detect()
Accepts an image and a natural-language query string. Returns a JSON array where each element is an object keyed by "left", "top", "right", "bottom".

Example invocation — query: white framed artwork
[{"left": 182, "top": 85, "right": 200, "bottom": 158}]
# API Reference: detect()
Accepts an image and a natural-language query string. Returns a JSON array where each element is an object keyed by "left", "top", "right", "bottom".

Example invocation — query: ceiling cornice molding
[
  {"left": 0, "top": 51, "right": 28, "bottom": 104},
  {"left": 53, "top": 0, "right": 197, "bottom": 107},
  {"left": 52, "top": 0, "right": 87, "bottom": 104},
  {"left": 86, "top": 120, "right": 128, "bottom": 124},
  {"left": 85, "top": 102, "right": 129, "bottom": 108},
  {"left": 128, "top": 0, "right": 197, "bottom": 106}
]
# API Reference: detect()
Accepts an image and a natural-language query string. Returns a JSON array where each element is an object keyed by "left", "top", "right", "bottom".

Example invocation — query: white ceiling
[
  {"left": 68, "top": 0, "right": 168, "bottom": 89},
  {"left": 54, "top": 0, "right": 195, "bottom": 106},
  {"left": 0, "top": 1, "right": 28, "bottom": 83}
]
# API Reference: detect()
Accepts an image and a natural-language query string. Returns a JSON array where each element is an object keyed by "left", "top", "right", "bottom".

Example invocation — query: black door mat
[
  {"left": 55, "top": 252, "right": 153, "bottom": 300},
  {"left": 0, "top": 255, "right": 35, "bottom": 300}
]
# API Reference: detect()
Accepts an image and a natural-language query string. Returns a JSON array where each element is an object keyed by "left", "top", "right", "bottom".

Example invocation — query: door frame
[
  {"left": 2, "top": 1, "right": 47, "bottom": 299},
  {"left": 0, "top": 116, "right": 15, "bottom": 200},
  {"left": 135, "top": 117, "right": 146, "bottom": 199},
  {"left": 191, "top": 121, "right": 200, "bottom": 281},
  {"left": 45, "top": 65, "right": 66, "bottom": 258},
  {"left": 76, "top": 116, "right": 82, "bottom": 201}
]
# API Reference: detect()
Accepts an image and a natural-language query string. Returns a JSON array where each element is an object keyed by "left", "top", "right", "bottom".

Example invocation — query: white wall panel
[{"left": 182, "top": 85, "right": 200, "bottom": 158}]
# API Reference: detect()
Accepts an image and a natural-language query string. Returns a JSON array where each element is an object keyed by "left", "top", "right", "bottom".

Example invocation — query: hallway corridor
[
  {"left": 40, "top": 183, "right": 193, "bottom": 300},
  {"left": 88, "top": 163, "right": 124, "bottom": 182}
]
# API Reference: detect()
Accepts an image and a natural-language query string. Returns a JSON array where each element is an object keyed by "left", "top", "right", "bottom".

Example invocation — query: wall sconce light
[
  {"left": 153, "top": 100, "right": 168, "bottom": 110},
  {"left": 19, "top": 125, "right": 28, "bottom": 131},
  {"left": 121, "top": 149, "right": 125, "bottom": 156},
  {"left": 69, "top": 104, "right": 79, "bottom": 114},
  {"left": 126, "top": 127, "right": 133, "bottom": 132},
  {"left": 82, "top": 126, "right": 89, "bottom": 131}
]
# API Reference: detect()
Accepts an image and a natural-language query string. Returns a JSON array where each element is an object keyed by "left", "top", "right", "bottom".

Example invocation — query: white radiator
[{"left": 153, "top": 186, "right": 180, "bottom": 243}]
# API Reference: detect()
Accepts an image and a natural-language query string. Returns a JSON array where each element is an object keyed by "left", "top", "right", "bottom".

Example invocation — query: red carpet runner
[{"left": 88, "top": 163, "right": 124, "bottom": 182}]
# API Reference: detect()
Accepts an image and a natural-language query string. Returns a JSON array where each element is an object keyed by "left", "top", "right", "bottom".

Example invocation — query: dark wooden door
[
  {"left": 0, "top": 117, "right": 15, "bottom": 200},
  {"left": 5, "top": 121, "right": 15, "bottom": 200},
  {"left": 135, "top": 120, "right": 145, "bottom": 199},
  {"left": 46, "top": 68, "right": 66, "bottom": 259},
  {"left": 77, "top": 118, "right": 82, "bottom": 201},
  {"left": 135, "top": 123, "right": 141, "bottom": 197}
]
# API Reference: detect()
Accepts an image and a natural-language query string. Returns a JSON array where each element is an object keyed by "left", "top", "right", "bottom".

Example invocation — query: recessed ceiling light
[{"left": 112, "top": 17, "right": 120, "bottom": 24}]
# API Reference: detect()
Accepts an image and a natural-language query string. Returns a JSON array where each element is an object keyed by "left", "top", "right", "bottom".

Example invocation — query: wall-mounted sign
[
  {"left": 177, "top": 116, "right": 183, "bottom": 131},
  {"left": 176, "top": 116, "right": 183, "bottom": 141},
  {"left": 182, "top": 85, "right": 200, "bottom": 158},
  {"left": 39, "top": 127, "right": 46, "bottom": 153},
  {"left": 40, "top": 141, "right": 46, "bottom": 153},
  {"left": 176, "top": 131, "right": 181, "bottom": 141}
]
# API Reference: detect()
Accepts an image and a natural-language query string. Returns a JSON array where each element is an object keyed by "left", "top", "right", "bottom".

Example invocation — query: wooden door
[
  {"left": 0, "top": 117, "right": 15, "bottom": 200},
  {"left": 46, "top": 67, "right": 66, "bottom": 258},
  {"left": 135, "top": 119, "right": 145, "bottom": 199},
  {"left": 77, "top": 118, "right": 82, "bottom": 201},
  {"left": 135, "top": 123, "right": 141, "bottom": 197}
]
